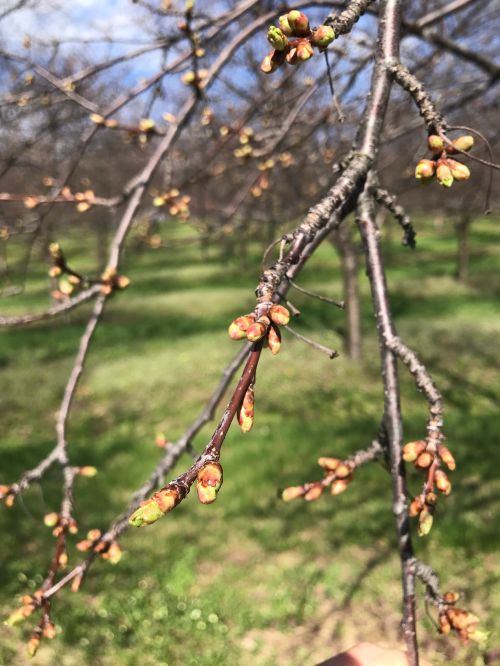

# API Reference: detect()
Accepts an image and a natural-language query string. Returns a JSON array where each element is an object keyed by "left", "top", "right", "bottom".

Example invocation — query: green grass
[{"left": 0, "top": 217, "right": 499, "bottom": 665}]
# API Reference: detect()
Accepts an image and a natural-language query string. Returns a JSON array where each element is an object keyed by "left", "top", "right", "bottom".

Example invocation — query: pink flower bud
[{"left": 415, "top": 159, "right": 435, "bottom": 181}]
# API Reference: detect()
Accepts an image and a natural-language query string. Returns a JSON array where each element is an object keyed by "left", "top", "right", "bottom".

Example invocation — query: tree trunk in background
[
  {"left": 331, "top": 226, "right": 362, "bottom": 361},
  {"left": 455, "top": 214, "right": 472, "bottom": 283}
]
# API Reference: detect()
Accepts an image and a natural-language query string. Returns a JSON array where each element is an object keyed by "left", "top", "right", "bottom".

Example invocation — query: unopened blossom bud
[
  {"left": 58, "top": 550, "right": 68, "bottom": 567},
  {"left": 43, "top": 512, "right": 59, "bottom": 527},
  {"left": 102, "top": 541, "right": 122, "bottom": 564},
  {"left": 6, "top": 606, "right": 31, "bottom": 626},
  {"left": 0, "top": 484, "right": 10, "bottom": 498},
  {"left": 435, "top": 469, "right": 452, "bottom": 495},
  {"left": 446, "top": 159, "right": 470, "bottom": 181},
  {"left": 415, "top": 159, "right": 435, "bottom": 180},
  {"left": 76, "top": 539, "right": 92, "bottom": 551},
  {"left": 246, "top": 316, "right": 269, "bottom": 342},
  {"left": 269, "top": 304, "right": 290, "bottom": 326},
  {"left": 427, "top": 135, "right": 445, "bottom": 153},
  {"left": 318, "top": 457, "right": 341, "bottom": 471},
  {"left": 295, "top": 39, "right": 314, "bottom": 62},
  {"left": 129, "top": 486, "right": 180, "bottom": 527},
  {"left": 196, "top": 463, "right": 223, "bottom": 505},
  {"left": 267, "top": 26, "right": 288, "bottom": 51},
  {"left": 71, "top": 572, "right": 83, "bottom": 592},
  {"left": 79, "top": 465, "right": 97, "bottom": 477},
  {"left": 278, "top": 14, "right": 293, "bottom": 36},
  {"left": 267, "top": 325, "right": 281, "bottom": 355},
  {"left": 409, "top": 496, "right": 424, "bottom": 517},
  {"left": 331, "top": 478, "right": 350, "bottom": 495},
  {"left": 287, "top": 10, "right": 310, "bottom": 36},
  {"left": 415, "top": 451, "right": 434, "bottom": 469},
  {"left": 447, "top": 607, "right": 476, "bottom": 631},
  {"left": 304, "top": 485, "right": 323, "bottom": 501},
  {"left": 335, "top": 463, "right": 352, "bottom": 479},
  {"left": 418, "top": 508, "right": 433, "bottom": 536},
  {"left": 436, "top": 161, "right": 454, "bottom": 187},
  {"left": 238, "top": 385, "right": 254, "bottom": 433},
  {"left": 451, "top": 135, "right": 474, "bottom": 152},
  {"left": 282, "top": 486, "right": 305, "bottom": 501},
  {"left": 261, "top": 49, "right": 286, "bottom": 74},
  {"left": 425, "top": 491, "right": 438, "bottom": 506},
  {"left": 116, "top": 275, "right": 130, "bottom": 289},
  {"left": 27, "top": 635, "right": 41, "bottom": 658},
  {"left": 228, "top": 314, "right": 255, "bottom": 340},
  {"left": 48, "top": 265, "right": 62, "bottom": 277},
  {"left": 438, "top": 612, "right": 451, "bottom": 635},
  {"left": 402, "top": 440, "right": 426, "bottom": 462},
  {"left": 43, "top": 622, "right": 56, "bottom": 639},
  {"left": 438, "top": 445, "right": 456, "bottom": 471},
  {"left": 310, "top": 25, "right": 335, "bottom": 48},
  {"left": 443, "top": 590, "right": 460, "bottom": 604}
]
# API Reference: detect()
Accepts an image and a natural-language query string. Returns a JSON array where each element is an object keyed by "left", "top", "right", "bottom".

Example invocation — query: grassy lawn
[{"left": 0, "top": 217, "right": 499, "bottom": 665}]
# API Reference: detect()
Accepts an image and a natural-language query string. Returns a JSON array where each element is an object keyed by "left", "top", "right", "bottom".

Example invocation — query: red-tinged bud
[
  {"left": 116, "top": 275, "right": 130, "bottom": 289},
  {"left": 102, "top": 541, "right": 122, "bottom": 564},
  {"left": 261, "top": 49, "right": 286, "bottom": 74},
  {"left": 48, "top": 265, "right": 62, "bottom": 277},
  {"left": 155, "top": 433, "right": 169, "bottom": 448},
  {"left": 238, "top": 410, "right": 254, "bottom": 433},
  {"left": 418, "top": 508, "right": 433, "bottom": 536},
  {"left": 267, "top": 26, "right": 288, "bottom": 51},
  {"left": 428, "top": 135, "right": 445, "bottom": 153},
  {"left": 43, "top": 622, "right": 56, "bottom": 639},
  {"left": 21, "top": 595, "right": 33, "bottom": 606},
  {"left": 451, "top": 135, "right": 474, "bottom": 152},
  {"left": 318, "top": 457, "right": 341, "bottom": 471},
  {"left": 242, "top": 386, "right": 254, "bottom": 415},
  {"left": 87, "top": 528, "right": 102, "bottom": 541},
  {"left": 68, "top": 519, "right": 78, "bottom": 534},
  {"left": 5, "top": 493, "right": 15, "bottom": 507},
  {"left": 27, "top": 635, "right": 41, "bottom": 658},
  {"left": 71, "top": 572, "right": 83, "bottom": 592},
  {"left": 267, "top": 325, "right": 281, "bottom": 355},
  {"left": 79, "top": 465, "right": 97, "bottom": 477},
  {"left": 446, "top": 159, "right": 470, "bottom": 181},
  {"left": 129, "top": 486, "right": 180, "bottom": 527},
  {"left": 304, "top": 485, "right": 323, "bottom": 501},
  {"left": 43, "top": 512, "right": 59, "bottom": 528},
  {"left": 76, "top": 539, "right": 92, "bottom": 551},
  {"left": 0, "top": 484, "right": 10, "bottom": 498},
  {"left": 286, "top": 47, "right": 299, "bottom": 66},
  {"left": 438, "top": 612, "right": 451, "bottom": 635},
  {"left": 228, "top": 315, "right": 254, "bottom": 340},
  {"left": 310, "top": 25, "right": 335, "bottom": 48},
  {"left": 415, "top": 159, "right": 435, "bottom": 180},
  {"left": 335, "top": 463, "right": 352, "bottom": 479},
  {"left": 197, "top": 462, "right": 223, "bottom": 504},
  {"left": 447, "top": 608, "right": 475, "bottom": 631},
  {"left": 331, "top": 478, "right": 350, "bottom": 495},
  {"left": 246, "top": 318, "right": 269, "bottom": 342},
  {"left": 58, "top": 550, "right": 68, "bottom": 567},
  {"left": 68, "top": 275, "right": 81, "bottom": 286},
  {"left": 436, "top": 161, "right": 454, "bottom": 187},
  {"left": 425, "top": 492, "right": 438, "bottom": 506},
  {"left": 52, "top": 525, "right": 64, "bottom": 538},
  {"left": 282, "top": 486, "right": 304, "bottom": 501},
  {"left": 278, "top": 14, "right": 292, "bottom": 36},
  {"left": 295, "top": 39, "right": 314, "bottom": 62},
  {"left": 409, "top": 496, "right": 424, "bottom": 517},
  {"left": 287, "top": 10, "right": 310, "bottom": 36},
  {"left": 443, "top": 591, "right": 460, "bottom": 604},
  {"left": 415, "top": 451, "right": 434, "bottom": 469},
  {"left": 435, "top": 469, "right": 452, "bottom": 495},
  {"left": 402, "top": 440, "right": 426, "bottom": 462},
  {"left": 269, "top": 304, "right": 290, "bottom": 326},
  {"left": 438, "top": 445, "right": 456, "bottom": 471}
]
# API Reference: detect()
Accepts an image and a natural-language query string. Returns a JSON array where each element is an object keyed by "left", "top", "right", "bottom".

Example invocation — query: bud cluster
[
  {"left": 282, "top": 455, "right": 355, "bottom": 503},
  {"left": 99, "top": 266, "right": 130, "bottom": 295},
  {"left": 438, "top": 591, "right": 488, "bottom": 644},
  {"left": 43, "top": 512, "right": 78, "bottom": 537},
  {"left": 152, "top": 188, "right": 191, "bottom": 219},
  {"left": 415, "top": 134, "right": 473, "bottom": 188},
  {"left": 404, "top": 439, "right": 455, "bottom": 536},
  {"left": 228, "top": 304, "right": 290, "bottom": 351},
  {"left": 261, "top": 12, "right": 335, "bottom": 74},
  {"left": 76, "top": 528, "right": 122, "bottom": 564},
  {"left": 0, "top": 483, "right": 15, "bottom": 507}
]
